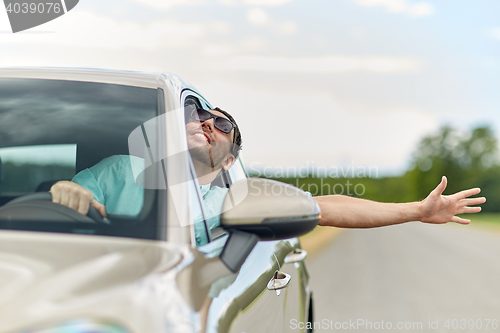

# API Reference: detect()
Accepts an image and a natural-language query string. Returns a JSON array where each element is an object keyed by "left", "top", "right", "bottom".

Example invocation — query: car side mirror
[{"left": 219, "top": 178, "right": 320, "bottom": 272}]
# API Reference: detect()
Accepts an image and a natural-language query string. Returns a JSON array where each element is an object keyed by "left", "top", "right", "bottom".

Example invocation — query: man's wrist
[
  {"left": 412, "top": 201, "right": 424, "bottom": 222},
  {"left": 400, "top": 201, "right": 424, "bottom": 223}
]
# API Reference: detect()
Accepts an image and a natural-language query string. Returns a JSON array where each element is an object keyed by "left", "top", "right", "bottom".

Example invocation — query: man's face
[{"left": 186, "top": 109, "right": 235, "bottom": 171}]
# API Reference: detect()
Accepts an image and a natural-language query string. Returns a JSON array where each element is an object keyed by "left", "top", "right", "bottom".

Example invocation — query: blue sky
[{"left": 0, "top": 0, "right": 499, "bottom": 175}]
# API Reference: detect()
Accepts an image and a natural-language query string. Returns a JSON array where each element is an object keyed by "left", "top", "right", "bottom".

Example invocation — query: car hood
[{"left": 0, "top": 230, "right": 191, "bottom": 332}]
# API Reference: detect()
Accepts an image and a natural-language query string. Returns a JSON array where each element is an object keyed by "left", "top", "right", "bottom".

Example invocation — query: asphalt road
[{"left": 306, "top": 223, "right": 500, "bottom": 333}]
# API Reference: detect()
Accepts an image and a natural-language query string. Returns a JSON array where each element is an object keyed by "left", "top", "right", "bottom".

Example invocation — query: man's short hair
[{"left": 212, "top": 107, "right": 242, "bottom": 159}]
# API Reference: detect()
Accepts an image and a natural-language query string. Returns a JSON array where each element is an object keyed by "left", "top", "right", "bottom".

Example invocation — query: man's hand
[
  {"left": 50, "top": 181, "right": 107, "bottom": 217},
  {"left": 420, "top": 176, "right": 485, "bottom": 225}
]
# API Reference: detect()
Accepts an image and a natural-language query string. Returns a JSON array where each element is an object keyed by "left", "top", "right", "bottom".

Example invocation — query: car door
[
  {"left": 194, "top": 162, "right": 287, "bottom": 333},
  {"left": 281, "top": 238, "right": 311, "bottom": 333},
  {"left": 219, "top": 137, "right": 310, "bottom": 333},
  {"left": 209, "top": 162, "right": 310, "bottom": 333},
  {"left": 196, "top": 161, "right": 309, "bottom": 333}
]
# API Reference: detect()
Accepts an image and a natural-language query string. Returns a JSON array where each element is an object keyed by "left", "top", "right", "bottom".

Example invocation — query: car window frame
[
  {"left": 180, "top": 90, "right": 249, "bottom": 248},
  {"left": 181, "top": 91, "right": 214, "bottom": 246}
]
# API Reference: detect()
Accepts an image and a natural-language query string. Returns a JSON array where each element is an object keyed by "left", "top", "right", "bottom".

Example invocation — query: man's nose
[{"left": 201, "top": 117, "right": 215, "bottom": 131}]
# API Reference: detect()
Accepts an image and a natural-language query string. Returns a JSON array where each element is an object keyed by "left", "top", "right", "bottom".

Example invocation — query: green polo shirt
[{"left": 72, "top": 155, "right": 227, "bottom": 245}]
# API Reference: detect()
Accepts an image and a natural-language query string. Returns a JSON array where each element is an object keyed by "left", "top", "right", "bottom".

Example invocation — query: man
[
  {"left": 51, "top": 106, "right": 240, "bottom": 245},
  {"left": 51, "top": 107, "right": 485, "bottom": 232}
]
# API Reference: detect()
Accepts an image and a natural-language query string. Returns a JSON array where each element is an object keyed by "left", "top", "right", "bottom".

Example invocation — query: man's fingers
[
  {"left": 458, "top": 206, "right": 482, "bottom": 214},
  {"left": 50, "top": 186, "right": 61, "bottom": 204},
  {"left": 67, "top": 185, "right": 87, "bottom": 212},
  {"left": 459, "top": 197, "right": 486, "bottom": 207},
  {"left": 59, "top": 188, "right": 71, "bottom": 207},
  {"left": 50, "top": 181, "right": 96, "bottom": 216},
  {"left": 91, "top": 200, "right": 107, "bottom": 217},
  {"left": 450, "top": 216, "right": 471, "bottom": 224},
  {"left": 67, "top": 194, "right": 80, "bottom": 212},
  {"left": 454, "top": 187, "right": 481, "bottom": 200},
  {"left": 77, "top": 193, "right": 91, "bottom": 215},
  {"left": 433, "top": 176, "right": 447, "bottom": 196}
]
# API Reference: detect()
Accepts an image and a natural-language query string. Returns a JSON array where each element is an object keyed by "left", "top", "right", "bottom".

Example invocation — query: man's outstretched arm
[{"left": 314, "top": 176, "right": 486, "bottom": 228}]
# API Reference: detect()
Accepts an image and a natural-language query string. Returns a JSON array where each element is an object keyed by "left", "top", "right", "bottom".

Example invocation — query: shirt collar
[{"left": 199, "top": 183, "right": 211, "bottom": 197}]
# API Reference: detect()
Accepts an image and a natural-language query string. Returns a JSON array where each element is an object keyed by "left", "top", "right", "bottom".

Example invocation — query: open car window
[
  {"left": 0, "top": 78, "right": 165, "bottom": 240},
  {"left": 182, "top": 94, "right": 248, "bottom": 248}
]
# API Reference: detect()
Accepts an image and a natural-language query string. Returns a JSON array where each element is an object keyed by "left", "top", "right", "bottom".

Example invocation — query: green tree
[{"left": 407, "top": 125, "right": 499, "bottom": 207}]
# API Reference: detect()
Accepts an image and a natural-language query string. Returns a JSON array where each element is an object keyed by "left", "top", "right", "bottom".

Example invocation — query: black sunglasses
[{"left": 190, "top": 108, "right": 236, "bottom": 134}]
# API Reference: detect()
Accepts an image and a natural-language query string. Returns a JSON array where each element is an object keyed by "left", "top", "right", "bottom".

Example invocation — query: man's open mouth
[{"left": 194, "top": 132, "right": 211, "bottom": 144}]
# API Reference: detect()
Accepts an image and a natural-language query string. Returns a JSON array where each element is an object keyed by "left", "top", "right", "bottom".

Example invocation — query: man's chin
[{"left": 189, "top": 147, "right": 216, "bottom": 167}]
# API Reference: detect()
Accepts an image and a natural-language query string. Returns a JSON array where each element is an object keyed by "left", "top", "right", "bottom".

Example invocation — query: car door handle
[
  {"left": 267, "top": 271, "right": 291, "bottom": 291},
  {"left": 284, "top": 248, "right": 307, "bottom": 264}
]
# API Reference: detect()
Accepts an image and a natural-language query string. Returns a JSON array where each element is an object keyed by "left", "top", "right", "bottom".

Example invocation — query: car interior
[{"left": 0, "top": 78, "right": 164, "bottom": 239}]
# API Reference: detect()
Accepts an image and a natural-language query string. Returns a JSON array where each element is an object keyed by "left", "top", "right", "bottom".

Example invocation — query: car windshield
[{"left": 0, "top": 78, "right": 164, "bottom": 240}]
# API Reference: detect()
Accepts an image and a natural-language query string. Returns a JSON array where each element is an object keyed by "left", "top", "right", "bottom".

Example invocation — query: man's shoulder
[
  {"left": 93, "top": 155, "right": 142, "bottom": 167},
  {"left": 207, "top": 185, "right": 228, "bottom": 196},
  {"left": 88, "top": 155, "right": 143, "bottom": 174},
  {"left": 202, "top": 185, "right": 228, "bottom": 208}
]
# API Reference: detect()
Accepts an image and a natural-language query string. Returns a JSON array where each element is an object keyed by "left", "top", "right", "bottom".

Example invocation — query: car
[{"left": 0, "top": 67, "right": 319, "bottom": 333}]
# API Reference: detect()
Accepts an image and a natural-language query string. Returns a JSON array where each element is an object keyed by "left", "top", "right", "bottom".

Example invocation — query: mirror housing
[
  {"left": 221, "top": 178, "right": 320, "bottom": 240},
  {"left": 219, "top": 178, "right": 320, "bottom": 272}
]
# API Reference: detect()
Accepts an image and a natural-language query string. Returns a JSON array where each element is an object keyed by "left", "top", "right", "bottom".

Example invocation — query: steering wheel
[{"left": 2, "top": 192, "right": 109, "bottom": 225}]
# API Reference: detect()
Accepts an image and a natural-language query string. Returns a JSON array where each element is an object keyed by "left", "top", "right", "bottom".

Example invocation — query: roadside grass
[
  {"left": 465, "top": 212, "right": 500, "bottom": 231},
  {"left": 299, "top": 226, "right": 343, "bottom": 257}
]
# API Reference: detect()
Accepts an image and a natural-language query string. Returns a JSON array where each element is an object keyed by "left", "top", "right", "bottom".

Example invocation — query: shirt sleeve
[
  {"left": 72, "top": 169, "right": 105, "bottom": 205},
  {"left": 72, "top": 155, "right": 144, "bottom": 216}
]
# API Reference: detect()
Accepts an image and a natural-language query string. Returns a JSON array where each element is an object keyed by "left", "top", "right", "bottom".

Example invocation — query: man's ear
[{"left": 220, "top": 154, "right": 235, "bottom": 171}]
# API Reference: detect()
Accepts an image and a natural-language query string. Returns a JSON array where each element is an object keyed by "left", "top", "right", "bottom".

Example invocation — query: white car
[{"left": 0, "top": 67, "right": 319, "bottom": 333}]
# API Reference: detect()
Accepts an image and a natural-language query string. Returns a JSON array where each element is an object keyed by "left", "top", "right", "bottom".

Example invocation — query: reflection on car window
[
  {"left": 0, "top": 78, "right": 161, "bottom": 239},
  {"left": 227, "top": 159, "right": 247, "bottom": 183},
  {"left": 0, "top": 144, "right": 76, "bottom": 193},
  {"left": 187, "top": 170, "right": 210, "bottom": 246}
]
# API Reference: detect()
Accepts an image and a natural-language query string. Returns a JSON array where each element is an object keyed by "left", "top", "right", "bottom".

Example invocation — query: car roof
[{"left": 0, "top": 66, "right": 197, "bottom": 92}]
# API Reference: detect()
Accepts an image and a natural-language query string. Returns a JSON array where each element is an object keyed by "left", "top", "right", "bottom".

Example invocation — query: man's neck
[{"left": 192, "top": 159, "right": 221, "bottom": 185}]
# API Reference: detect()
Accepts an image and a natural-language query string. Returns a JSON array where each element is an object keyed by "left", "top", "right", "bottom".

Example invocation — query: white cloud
[
  {"left": 359, "top": 0, "right": 405, "bottom": 12},
  {"left": 225, "top": 55, "right": 422, "bottom": 74},
  {"left": 218, "top": 0, "right": 236, "bottom": 5},
  {"left": 129, "top": 0, "right": 204, "bottom": 10},
  {"left": 490, "top": 27, "right": 500, "bottom": 40},
  {"left": 351, "top": 26, "right": 367, "bottom": 39},
  {"left": 408, "top": 2, "right": 433, "bottom": 16},
  {"left": 355, "top": 0, "right": 434, "bottom": 17},
  {"left": 239, "top": 34, "right": 267, "bottom": 50},
  {"left": 0, "top": 11, "right": 224, "bottom": 49},
  {"left": 218, "top": 0, "right": 294, "bottom": 6},
  {"left": 202, "top": 43, "right": 234, "bottom": 57},
  {"left": 246, "top": 8, "right": 297, "bottom": 35},
  {"left": 211, "top": 21, "right": 232, "bottom": 34},
  {"left": 273, "top": 21, "right": 298, "bottom": 36},
  {"left": 246, "top": 8, "right": 270, "bottom": 26},
  {"left": 197, "top": 80, "right": 437, "bottom": 171},
  {"left": 243, "top": 0, "right": 294, "bottom": 6}
]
